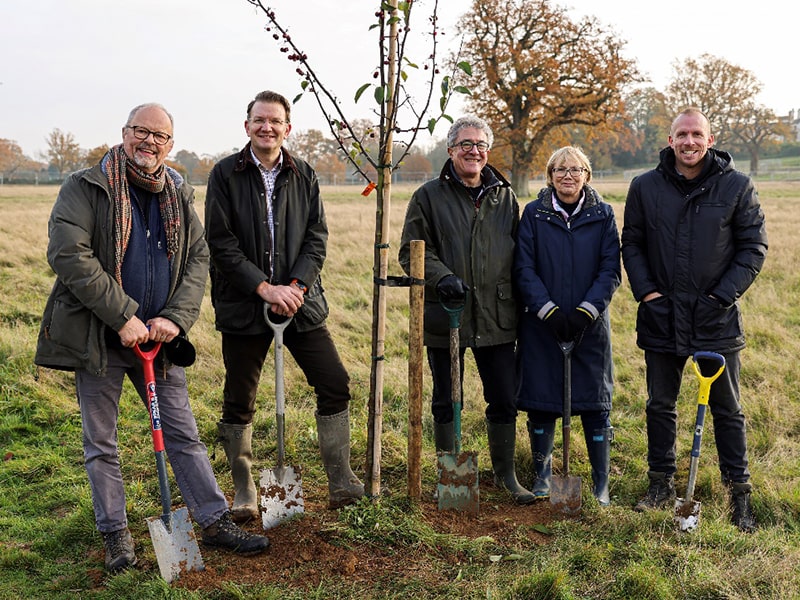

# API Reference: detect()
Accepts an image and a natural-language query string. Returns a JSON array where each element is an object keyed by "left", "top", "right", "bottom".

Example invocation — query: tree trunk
[
  {"left": 406, "top": 240, "right": 425, "bottom": 501},
  {"left": 511, "top": 165, "right": 532, "bottom": 198},
  {"left": 749, "top": 148, "right": 759, "bottom": 177},
  {"left": 365, "top": 3, "right": 399, "bottom": 498}
]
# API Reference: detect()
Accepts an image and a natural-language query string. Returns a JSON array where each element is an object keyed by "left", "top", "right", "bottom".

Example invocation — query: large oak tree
[
  {"left": 665, "top": 53, "right": 790, "bottom": 174},
  {"left": 457, "top": 0, "right": 640, "bottom": 196}
]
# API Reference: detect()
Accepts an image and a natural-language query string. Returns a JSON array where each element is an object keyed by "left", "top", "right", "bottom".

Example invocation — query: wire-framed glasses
[{"left": 552, "top": 167, "right": 587, "bottom": 178}]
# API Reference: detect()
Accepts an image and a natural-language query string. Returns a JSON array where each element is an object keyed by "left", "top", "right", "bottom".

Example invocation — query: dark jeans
[
  {"left": 644, "top": 350, "right": 750, "bottom": 483},
  {"left": 427, "top": 342, "right": 518, "bottom": 425},
  {"left": 221, "top": 324, "right": 351, "bottom": 424}
]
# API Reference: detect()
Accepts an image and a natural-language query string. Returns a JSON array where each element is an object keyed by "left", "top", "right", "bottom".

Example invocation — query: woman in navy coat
[{"left": 513, "top": 146, "right": 621, "bottom": 505}]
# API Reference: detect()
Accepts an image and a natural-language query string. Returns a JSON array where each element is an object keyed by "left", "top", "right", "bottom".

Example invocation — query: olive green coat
[{"left": 398, "top": 160, "right": 519, "bottom": 348}]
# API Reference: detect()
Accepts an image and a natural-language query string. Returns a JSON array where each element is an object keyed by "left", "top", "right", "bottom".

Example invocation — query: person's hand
[
  {"left": 146, "top": 316, "right": 180, "bottom": 343},
  {"left": 567, "top": 307, "right": 593, "bottom": 340},
  {"left": 118, "top": 316, "right": 150, "bottom": 348},
  {"left": 436, "top": 275, "right": 469, "bottom": 301},
  {"left": 544, "top": 307, "right": 571, "bottom": 342},
  {"left": 257, "top": 281, "right": 305, "bottom": 316}
]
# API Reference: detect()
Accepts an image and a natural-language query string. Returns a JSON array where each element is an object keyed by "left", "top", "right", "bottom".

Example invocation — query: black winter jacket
[
  {"left": 205, "top": 145, "right": 330, "bottom": 334},
  {"left": 621, "top": 148, "right": 768, "bottom": 355}
]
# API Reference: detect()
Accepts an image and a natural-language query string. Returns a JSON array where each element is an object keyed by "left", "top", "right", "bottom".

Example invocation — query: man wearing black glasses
[
  {"left": 399, "top": 115, "right": 534, "bottom": 505},
  {"left": 35, "top": 103, "right": 269, "bottom": 573}
]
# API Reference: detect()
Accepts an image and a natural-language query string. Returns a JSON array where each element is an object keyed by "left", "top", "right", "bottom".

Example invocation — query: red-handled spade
[{"left": 134, "top": 343, "right": 204, "bottom": 583}]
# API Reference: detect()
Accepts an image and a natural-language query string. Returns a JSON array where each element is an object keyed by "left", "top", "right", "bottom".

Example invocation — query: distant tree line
[{"left": 2, "top": 0, "right": 797, "bottom": 193}]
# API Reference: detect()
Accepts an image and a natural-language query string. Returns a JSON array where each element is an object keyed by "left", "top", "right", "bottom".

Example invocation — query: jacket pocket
[
  {"left": 694, "top": 294, "right": 741, "bottom": 344},
  {"left": 46, "top": 298, "right": 92, "bottom": 357},
  {"left": 495, "top": 282, "right": 517, "bottom": 330},
  {"left": 214, "top": 298, "right": 260, "bottom": 331},
  {"left": 298, "top": 279, "right": 329, "bottom": 327},
  {"left": 424, "top": 300, "right": 451, "bottom": 336},
  {"left": 636, "top": 295, "right": 674, "bottom": 342}
]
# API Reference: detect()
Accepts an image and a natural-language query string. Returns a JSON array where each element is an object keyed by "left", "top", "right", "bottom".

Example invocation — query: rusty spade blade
[{"left": 437, "top": 298, "right": 479, "bottom": 514}]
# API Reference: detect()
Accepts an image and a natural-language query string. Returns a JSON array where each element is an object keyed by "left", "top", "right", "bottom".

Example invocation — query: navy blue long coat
[{"left": 514, "top": 185, "right": 621, "bottom": 414}]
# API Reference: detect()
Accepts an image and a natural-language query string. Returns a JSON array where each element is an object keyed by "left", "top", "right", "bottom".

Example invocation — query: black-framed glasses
[
  {"left": 552, "top": 167, "right": 587, "bottom": 178},
  {"left": 452, "top": 140, "right": 490, "bottom": 153},
  {"left": 125, "top": 126, "right": 172, "bottom": 146}
]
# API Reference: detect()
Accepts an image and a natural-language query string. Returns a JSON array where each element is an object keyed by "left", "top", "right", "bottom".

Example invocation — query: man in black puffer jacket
[{"left": 621, "top": 107, "right": 768, "bottom": 532}]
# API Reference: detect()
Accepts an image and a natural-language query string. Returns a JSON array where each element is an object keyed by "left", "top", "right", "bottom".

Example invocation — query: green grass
[{"left": 1, "top": 182, "right": 799, "bottom": 599}]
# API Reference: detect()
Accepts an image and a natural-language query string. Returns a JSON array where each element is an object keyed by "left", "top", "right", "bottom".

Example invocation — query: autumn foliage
[{"left": 457, "top": 0, "right": 640, "bottom": 196}]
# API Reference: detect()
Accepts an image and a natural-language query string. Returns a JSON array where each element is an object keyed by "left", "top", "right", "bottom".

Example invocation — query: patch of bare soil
[{"left": 169, "top": 479, "right": 560, "bottom": 593}]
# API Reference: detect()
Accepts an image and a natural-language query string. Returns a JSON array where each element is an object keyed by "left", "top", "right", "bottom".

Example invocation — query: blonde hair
[{"left": 545, "top": 146, "right": 592, "bottom": 186}]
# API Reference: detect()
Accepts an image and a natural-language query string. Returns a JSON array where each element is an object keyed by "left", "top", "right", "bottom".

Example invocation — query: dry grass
[{"left": 2, "top": 180, "right": 800, "bottom": 599}]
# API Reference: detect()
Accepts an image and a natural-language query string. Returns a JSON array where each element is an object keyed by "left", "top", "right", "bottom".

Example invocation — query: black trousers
[
  {"left": 427, "top": 342, "right": 518, "bottom": 425},
  {"left": 221, "top": 324, "right": 351, "bottom": 424},
  {"left": 644, "top": 350, "right": 750, "bottom": 483}
]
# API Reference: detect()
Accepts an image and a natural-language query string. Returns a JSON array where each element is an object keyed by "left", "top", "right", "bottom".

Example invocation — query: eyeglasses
[
  {"left": 125, "top": 126, "right": 172, "bottom": 146},
  {"left": 452, "top": 140, "right": 490, "bottom": 153},
  {"left": 552, "top": 167, "right": 587, "bottom": 178},
  {"left": 249, "top": 117, "right": 288, "bottom": 127}
]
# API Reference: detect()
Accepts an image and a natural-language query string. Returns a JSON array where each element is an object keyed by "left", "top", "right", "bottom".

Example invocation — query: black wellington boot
[{"left": 486, "top": 420, "right": 536, "bottom": 505}]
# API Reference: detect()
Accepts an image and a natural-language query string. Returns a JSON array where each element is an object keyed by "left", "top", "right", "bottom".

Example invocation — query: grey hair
[
  {"left": 446, "top": 115, "right": 494, "bottom": 148},
  {"left": 126, "top": 103, "right": 174, "bottom": 128}
]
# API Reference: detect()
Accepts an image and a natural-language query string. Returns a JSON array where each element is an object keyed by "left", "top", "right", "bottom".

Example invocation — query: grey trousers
[{"left": 76, "top": 345, "right": 228, "bottom": 533}]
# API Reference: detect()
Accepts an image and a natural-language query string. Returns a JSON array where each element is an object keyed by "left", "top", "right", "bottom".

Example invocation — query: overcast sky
[{"left": 1, "top": 0, "right": 797, "bottom": 160}]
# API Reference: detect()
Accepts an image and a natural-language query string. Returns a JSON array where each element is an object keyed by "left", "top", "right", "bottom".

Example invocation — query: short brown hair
[{"left": 247, "top": 90, "right": 291, "bottom": 122}]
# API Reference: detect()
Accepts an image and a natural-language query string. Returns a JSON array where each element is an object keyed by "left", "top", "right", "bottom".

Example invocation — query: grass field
[{"left": 1, "top": 180, "right": 799, "bottom": 599}]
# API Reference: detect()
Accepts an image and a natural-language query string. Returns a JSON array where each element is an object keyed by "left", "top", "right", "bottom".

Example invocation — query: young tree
[
  {"left": 44, "top": 128, "right": 83, "bottom": 178},
  {"left": 456, "top": 0, "right": 640, "bottom": 196},
  {"left": 245, "top": 0, "right": 470, "bottom": 495},
  {"left": 611, "top": 87, "right": 671, "bottom": 168},
  {"left": 173, "top": 150, "right": 201, "bottom": 182}
]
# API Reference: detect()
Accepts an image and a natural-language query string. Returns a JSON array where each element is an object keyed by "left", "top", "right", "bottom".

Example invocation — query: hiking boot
[
  {"left": 634, "top": 471, "right": 676, "bottom": 512},
  {"left": 729, "top": 482, "right": 757, "bottom": 533},
  {"left": 102, "top": 528, "right": 137, "bottom": 573},
  {"left": 202, "top": 512, "right": 270, "bottom": 555}
]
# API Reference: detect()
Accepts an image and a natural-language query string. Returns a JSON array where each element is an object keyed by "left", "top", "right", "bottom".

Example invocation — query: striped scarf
[{"left": 104, "top": 144, "right": 181, "bottom": 285}]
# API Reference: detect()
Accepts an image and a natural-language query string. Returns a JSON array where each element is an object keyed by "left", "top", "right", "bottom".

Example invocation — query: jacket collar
[
  {"left": 538, "top": 184, "right": 601, "bottom": 210},
  {"left": 438, "top": 158, "right": 511, "bottom": 190},
  {"left": 657, "top": 146, "right": 732, "bottom": 186},
  {"left": 234, "top": 143, "right": 300, "bottom": 177}
]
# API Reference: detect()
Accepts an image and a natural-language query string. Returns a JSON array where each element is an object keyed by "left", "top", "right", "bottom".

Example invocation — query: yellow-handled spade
[{"left": 674, "top": 351, "right": 726, "bottom": 532}]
